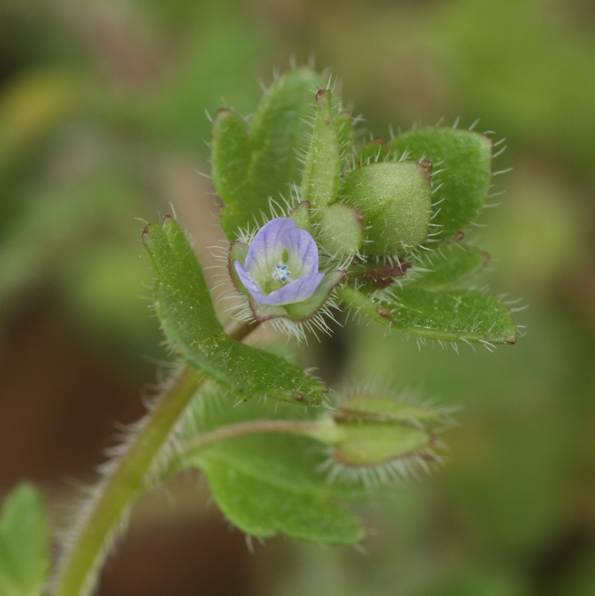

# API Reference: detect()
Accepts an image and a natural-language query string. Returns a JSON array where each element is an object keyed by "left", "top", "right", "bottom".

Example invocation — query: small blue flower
[{"left": 234, "top": 218, "right": 324, "bottom": 306}]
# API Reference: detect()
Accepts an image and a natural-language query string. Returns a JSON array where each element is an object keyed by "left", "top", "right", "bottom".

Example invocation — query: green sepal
[
  {"left": 339, "top": 396, "right": 448, "bottom": 426},
  {"left": 340, "top": 161, "right": 432, "bottom": 256},
  {"left": 213, "top": 68, "right": 324, "bottom": 239},
  {"left": 332, "top": 421, "right": 431, "bottom": 467},
  {"left": 301, "top": 88, "right": 342, "bottom": 208},
  {"left": 289, "top": 200, "right": 313, "bottom": 232},
  {"left": 283, "top": 270, "right": 345, "bottom": 319},
  {"left": 245, "top": 270, "right": 345, "bottom": 323},
  {"left": 143, "top": 217, "right": 326, "bottom": 404},
  {"left": 316, "top": 203, "right": 364, "bottom": 257},
  {"left": 227, "top": 240, "right": 249, "bottom": 298},
  {"left": 387, "top": 127, "right": 492, "bottom": 239},
  {"left": 0, "top": 484, "right": 49, "bottom": 596}
]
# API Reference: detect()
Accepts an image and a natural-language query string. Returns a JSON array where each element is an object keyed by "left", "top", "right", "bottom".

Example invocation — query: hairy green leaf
[
  {"left": 340, "top": 286, "right": 516, "bottom": 345},
  {"left": 213, "top": 68, "right": 324, "bottom": 238},
  {"left": 387, "top": 127, "right": 492, "bottom": 238},
  {"left": 200, "top": 459, "right": 363, "bottom": 544},
  {"left": 182, "top": 393, "right": 363, "bottom": 544},
  {"left": 0, "top": 484, "right": 49, "bottom": 596},
  {"left": 301, "top": 88, "right": 342, "bottom": 208},
  {"left": 407, "top": 243, "right": 490, "bottom": 290},
  {"left": 210, "top": 108, "right": 252, "bottom": 232},
  {"left": 143, "top": 217, "right": 325, "bottom": 404}
]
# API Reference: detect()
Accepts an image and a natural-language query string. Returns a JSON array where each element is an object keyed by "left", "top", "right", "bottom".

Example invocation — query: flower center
[{"left": 272, "top": 263, "right": 290, "bottom": 283}]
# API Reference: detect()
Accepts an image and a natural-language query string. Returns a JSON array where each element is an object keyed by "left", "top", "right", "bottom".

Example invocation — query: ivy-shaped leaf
[
  {"left": 387, "top": 127, "right": 492, "bottom": 239},
  {"left": 143, "top": 217, "right": 325, "bottom": 404},
  {"left": 181, "top": 392, "right": 364, "bottom": 544},
  {"left": 212, "top": 68, "right": 323, "bottom": 238},
  {"left": 0, "top": 484, "right": 49, "bottom": 596},
  {"left": 199, "top": 459, "right": 363, "bottom": 544}
]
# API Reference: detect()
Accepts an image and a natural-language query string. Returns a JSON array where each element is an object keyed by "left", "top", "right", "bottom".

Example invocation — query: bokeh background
[{"left": 1, "top": 0, "right": 594, "bottom": 594}]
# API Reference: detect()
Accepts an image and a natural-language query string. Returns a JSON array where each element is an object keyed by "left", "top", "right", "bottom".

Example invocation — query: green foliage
[
  {"left": 385, "top": 287, "right": 517, "bottom": 345},
  {"left": 333, "top": 421, "right": 430, "bottom": 467},
  {"left": 200, "top": 461, "right": 362, "bottom": 543},
  {"left": 406, "top": 243, "right": 490, "bottom": 290},
  {"left": 301, "top": 88, "right": 343, "bottom": 208},
  {"left": 182, "top": 393, "right": 364, "bottom": 544},
  {"left": 340, "top": 162, "right": 432, "bottom": 256},
  {"left": 0, "top": 484, "right": 49, "bottom": 596},
  {"left": 210, "top": 108, "right": 252, "bottom": 226},
  {"left": 143, "top": 216, "right": 326, "bottom": 404},
  {"left": 387, "top": 128, "right": 492, "bottom": 239},
  {"left": 341, "top": 286, "right": 516, "bottom": 346},
  {"left": 316, "top": 203, "right": 363, "bottom": 257},
  {"left": 213, "top": 68, "right": 324, "bottom": 238}
]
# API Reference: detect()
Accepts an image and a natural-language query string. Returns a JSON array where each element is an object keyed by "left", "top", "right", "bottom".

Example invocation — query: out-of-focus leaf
[
  {"left": 143, "top": 217, "right": 325, "bottom": 404},
  {"left": 0, "top": 71, "right": 77, "bottom": 183},
  {"left": 200, "top": 458, "right": 363, "bottom": 544},
  {"left": 0, "top": 484, "right": 49, "bottom": 596},
  {"left": 182, "top": 392, "right": 363, "bottom": 544}
]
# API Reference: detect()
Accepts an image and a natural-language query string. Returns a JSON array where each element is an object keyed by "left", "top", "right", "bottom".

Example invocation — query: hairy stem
[
  {"left": 179, "top": 419, "right": 325, "bottom": 465},
  {"left": 53, "top": 320, "right": 257, "bottom": 596}
]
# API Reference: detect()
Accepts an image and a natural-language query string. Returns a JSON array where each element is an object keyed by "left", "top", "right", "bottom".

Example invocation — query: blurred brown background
[{"left": 1, "top": 0, "right": 594, "bottom": 594}]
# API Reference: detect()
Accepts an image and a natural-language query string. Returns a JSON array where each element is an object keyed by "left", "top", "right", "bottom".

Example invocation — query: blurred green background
[{"left": 1, "top": 0, "right": 594, "bottom": 594}]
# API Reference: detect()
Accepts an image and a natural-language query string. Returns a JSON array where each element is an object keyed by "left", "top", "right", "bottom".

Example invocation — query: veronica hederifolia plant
[{"left": 51, "top": 67, "right": 518, "bottom": 596}]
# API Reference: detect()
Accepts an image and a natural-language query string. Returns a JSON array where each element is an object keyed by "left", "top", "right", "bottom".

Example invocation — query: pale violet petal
[
  {"left": 244, "top": 217, "right": 297, "bottom": 271},
  {"left": 234, "top": 261, "right": 266, "bottom": 300},
  {"left": 284, "top": 225, "right": 319, "bottom": 275},
  {"left": 256, "top": 271, "right": 324, "bottom": 306}
]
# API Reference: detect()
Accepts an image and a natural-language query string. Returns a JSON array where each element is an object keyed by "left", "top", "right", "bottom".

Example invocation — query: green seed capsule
[{"left": 341, "top": 161, "right": 432, "bottom": 256}]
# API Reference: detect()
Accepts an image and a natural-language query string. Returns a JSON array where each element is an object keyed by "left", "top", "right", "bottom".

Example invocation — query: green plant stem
[
  {"left": 185, "top": 419, "right": 323, "bottom": 454},
  {"left": 53, "top": 320, "right": 258, "bottom": 596}
]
